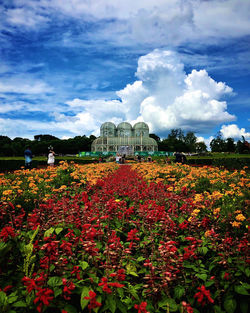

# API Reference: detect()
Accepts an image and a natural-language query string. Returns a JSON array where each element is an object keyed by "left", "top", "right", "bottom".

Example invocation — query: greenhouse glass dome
[{"left": 91, "top": 122, "right": 158, "bottom": 154}]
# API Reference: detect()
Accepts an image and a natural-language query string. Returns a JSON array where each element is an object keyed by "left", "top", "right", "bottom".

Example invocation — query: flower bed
[{"left": 0, "top": 163, "right": 249, "bottom": 313}]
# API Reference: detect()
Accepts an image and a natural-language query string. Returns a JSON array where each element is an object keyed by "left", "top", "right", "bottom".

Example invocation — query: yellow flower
[
  {"left": 3, "top": 189, "right": 13, "bottom": 196},
  {"left": 235, "top": 214, "right": 246, "bottom": 221},
  {"left": 231, "top": 221, "right": 241, "bottom": 227},
  {"left": 213, "top": 207, "right": 220, "bottom": 215},
  {"left": 191, "top": 209, "right": 200, "bottom": 217}
]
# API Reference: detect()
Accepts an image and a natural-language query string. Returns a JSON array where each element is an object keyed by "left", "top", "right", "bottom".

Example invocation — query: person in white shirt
[{"left": 47, "top": 150, "right": 55, "bottom": 167}]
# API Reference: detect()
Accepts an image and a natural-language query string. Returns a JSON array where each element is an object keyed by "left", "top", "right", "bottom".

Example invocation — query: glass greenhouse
[{"left": 91, "top": 122, "right": 158, "bottom": 155}]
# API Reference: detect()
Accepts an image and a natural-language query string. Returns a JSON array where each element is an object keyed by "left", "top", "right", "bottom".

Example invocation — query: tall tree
[
  {"left": 210, "top": 133, "right": 226, "bottom": 152},
  {"left": 225, "top": 138, "right": 236, "bottom": 152},
  {"left": 184, "top": 132, "right": 197, "bottom": 152}
]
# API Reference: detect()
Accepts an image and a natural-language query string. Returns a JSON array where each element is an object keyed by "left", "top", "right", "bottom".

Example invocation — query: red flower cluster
[
  {"left": 62, "top": 278, "right": 75, "bottom": 300},
  {"left": 134, "top": 301, "right": 150, "bottom": 313},
  {"left": 33, "top": 288, "right": 54, "bottom": 313},
  {"left": 98, "top": 277, "right": 124, "bottom": 294},
  {"left": 194, "top": 285, "right": 214, "bottom": 306},
  {"left": 0, "top": 226, "right": 16, "bottom": 242},
  {"left": 84, "top": 290, "right": 102, "bottom": 310}
]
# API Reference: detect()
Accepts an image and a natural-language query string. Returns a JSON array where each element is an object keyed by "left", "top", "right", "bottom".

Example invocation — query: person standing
[
  {"left": 47, "top": 150, "right": 55, "bottom": 167},
  {"left": 24, "top": 147, "right": 32, "bottom": 169}
]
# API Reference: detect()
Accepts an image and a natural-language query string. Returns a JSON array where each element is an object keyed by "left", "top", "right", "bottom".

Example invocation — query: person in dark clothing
[
  {"left": 174, "top": 151, "right": 182, "bottom": 163},
  {"left": 175, "top": 152, "right": 187, "bottom": 164},
  {"left": 24, "top": 147, "right": 32, "bottom": 169}
]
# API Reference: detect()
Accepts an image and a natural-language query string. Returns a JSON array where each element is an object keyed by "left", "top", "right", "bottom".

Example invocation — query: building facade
[{"left": 91, "top": 122, "right": 158, "bottom": 154}]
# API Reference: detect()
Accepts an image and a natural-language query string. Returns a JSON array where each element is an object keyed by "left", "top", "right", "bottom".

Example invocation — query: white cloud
[
  {"left": 57, "top": 49, "right": 235, "bottom": 136},
  {"left": 124, "top": 49, "right": 235, "bottom": 134},
  {"left": 0, "top": 77, "right": 53, "bottom": 94},
  {"left": 197, "top": 136, "right": 214, "bottom": 150},
  {"left": 5, "top": 7, "right": 49, "bottom": 28},
  {"left": 220, "top": 124, "right": 250, "bottom": 140},
  {"left": 0, "top": 49, "right": 239, "bottom": 138},
  {"left": 3, "top": 1, "right": 250, "bottom": 46}
]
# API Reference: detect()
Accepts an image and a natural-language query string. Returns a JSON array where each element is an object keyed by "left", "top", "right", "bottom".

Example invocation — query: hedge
[{"left": 187, "top": 157, "right": 250, "bottom": 170}]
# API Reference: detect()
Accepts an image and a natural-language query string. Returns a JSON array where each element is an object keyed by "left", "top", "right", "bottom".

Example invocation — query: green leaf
[
  {"left": 245, "top": 268, "right": 250, "bottom": 277},
  {"left": 224, "top": 297, "right": 236, "bottom": 313},
  {"left": 196, "top": 273, "right": 207, "bottom": 281},
  {"left": 48, "top": 276, "right": 63, "bottom": 287},
  {"left": 54, "top": 287, "right": 62, "bottom": 298},
  {"left": 116, "top": 299, "right": 127, "bottom": 313},
  {"left": 80, "top": 286, "right": 91, "bottom": 310},
  {"left": 174, "top": 286, "right": 185, "bottom": 299},
  {"left": 205, "top": 280, "right": 214, "bottom": 288},
  {"left": 44, "top": 227, "right": 54, "bottom": 238},
  {"left": 79, "top": 261, "right": 89, "bottom": 270},
  {"left": 214, "top": 306, "right": 225, "bottom": 313},
  {"left": 8, "top": 295, "right": 18, "bottom": 304},
  {"left": 234, "top": 285, "right": 249, "bottom": 296},
  {"left": 23, "top": 243, "right": 33, "bottom": 255},
  {"left": 55, "top": 227, "right": 63, "bottom": 235},
  {"left": 137, "top": 256, "right": 145, "bottom": 262},
  {"left": 158, "top": 298, "right": 178, "bottom": 312},
  {"left": 106, "top": 295, "right": 116, "bottom": 313},
  {"left": 12, "top": 300, "right": 27, "bottom": 308},
  {"left": 0, "top": 291, "right": 7, "bottom": 306},
  {"left": 128, "top": 285, "right": 139, "bottom": 301},
  {"left": 126, "top": 262, "right": 137, "bottom": 276},
  {"left": 241, "top": 283, "right": 250, "bottom": 290}
]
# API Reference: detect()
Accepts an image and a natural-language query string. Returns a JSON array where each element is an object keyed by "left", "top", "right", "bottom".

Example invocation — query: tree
[
  {"left": 210, "top": 133, "right": 226, "bottom": 152},
  {"left": 34, "top": 134, "right": 59, "bottom": 141},
  {"left": 236, "top": 136, "right": 250, "bottom": 154},
  {"left": 184, "top": 132, "right": 197, "bottom": 152},
  {"left": 225, "top": 138, "right": 236, "bottom": 153},
  {"left": 195, "top": 142, "right": 207, "bottom": 153},
  {"left": 149, "top": 133, "right": 161, "bottom": 142}
]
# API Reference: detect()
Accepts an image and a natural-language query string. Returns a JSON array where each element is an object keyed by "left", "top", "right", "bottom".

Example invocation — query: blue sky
[{"left": 0, "top": 0, "right": 250, "bottom": 145}]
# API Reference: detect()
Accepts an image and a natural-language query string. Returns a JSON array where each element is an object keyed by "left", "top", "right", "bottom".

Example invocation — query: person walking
[
  {"left": 47, "top": 149, "right": 55, "bottom": 167},
  {"left": 24, "top": 147, "right": 32, "bottom": 169}
]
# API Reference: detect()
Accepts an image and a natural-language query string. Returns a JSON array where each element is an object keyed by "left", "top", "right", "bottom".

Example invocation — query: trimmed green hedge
[
  {"left": 0, "top": 158, "right": 97, "bottom": 172},
  {"left": 187, "top": 157, "right": 250, "bottom": 170}
]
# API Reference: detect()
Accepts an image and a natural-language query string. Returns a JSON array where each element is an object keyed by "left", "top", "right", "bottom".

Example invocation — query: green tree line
[
  {"left": 149, "top": 129, "right": 250, "bottom": 154},
  {"left": 0, "top": 129, "right": 249, "bottom": 157},
  {"left": 0, "top": 134, "right": 96, "bottom": 156}
]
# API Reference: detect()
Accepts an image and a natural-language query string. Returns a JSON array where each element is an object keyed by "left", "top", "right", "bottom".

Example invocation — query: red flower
[
  {"left": 194, "top": 285, "right": 214, "bottom": 306},
  {"left": 0, "top": 226, "right": 16, "bottom": 242},
  {"left": 127, "top": 229, "right": 140, "bottom": 241},
  {"left": 98, "top": 277, "right": 112, "bottom": 294},
  {"left": 84, "top": 290, "right": 102, "bottom": 310},
  {"left": 22, "top": 277, "right": 38, "bottom": 293},
  {"left": 224, "top": 272, "right": 230, "bottom": 280},
  {"left": 60, "top": 240, "right": 72, "bottom": 255},
  {"left": 71, "top": 265, "right": 81, "bottom": 280},
  {"left": 117, "top": 269, "right": 126, "bottom": 281},
  {"left": 134, "top": 301, "right": 150, "bottom": 313},
  {"left": 34, "top": 288, "right": 54, "bottom": 312},
  {"left": 62, "top": 278, "right": 75, "bottom": 300}
]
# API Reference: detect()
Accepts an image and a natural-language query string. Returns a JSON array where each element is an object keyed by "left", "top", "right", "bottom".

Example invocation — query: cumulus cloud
[
  {"left": 61, "top": 49, "right": 235, "bottom": 137},
  {"left": 220, "top": 124, "right": 250, "bottom": 140}
]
